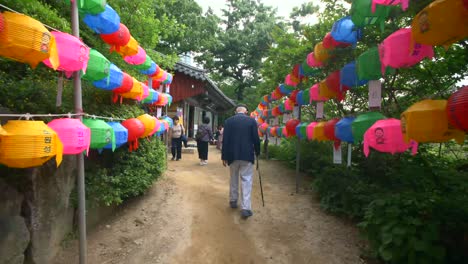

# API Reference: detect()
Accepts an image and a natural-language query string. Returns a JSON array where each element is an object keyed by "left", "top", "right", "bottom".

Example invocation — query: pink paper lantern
[
  {"left": 139, "top": 82, "right": 149, "bottom": 101},
  {"left": 43, "top": 31, "right": 89, "bottom": 77},
  {"left": 363, "top": 118, "right": 418, "bottom": 157},
  {"left": 306, "top": 52, "right": 323, "bottom": 67},
  {"left": 148, "top": 117, "right": 161, "bottom": 136},
  {"left": 47, "top": 118, "right": 91, "bottom": 155},
  {"left": 124, "top": 46, "right": 147, "bottom": 65},
  {"left": 282, "top": 126, "right": 288, "bottom": 137},
  {"left": 309, "top": 83, "right": 328, "bottom": 102},
  {"left": 379, "top": 28, "right": 434, "bottom": 75},
  {"left": 306, "top": 122, "right": 319, "bottom": 140},
  {"left": 284, "top": 99, "right": 294, "bottom": 111},
  {"left": 285, "top": 74, "right": 298, "bottom": 86},
  {"left": 372, "top": 0, "right": 409, "bottom": 13}
]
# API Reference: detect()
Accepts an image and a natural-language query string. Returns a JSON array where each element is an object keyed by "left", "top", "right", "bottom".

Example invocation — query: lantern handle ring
[
  {"left": 67, "top": 113, "right": 72, "bottom": 118},
  {"left": 25, "top": 113, "right": 32, "bottom": 120}
]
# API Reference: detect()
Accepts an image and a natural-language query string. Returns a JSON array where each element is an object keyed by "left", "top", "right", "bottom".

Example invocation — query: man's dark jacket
[{"left": 222, "top": 113, "right": 260, "bottom": 165}]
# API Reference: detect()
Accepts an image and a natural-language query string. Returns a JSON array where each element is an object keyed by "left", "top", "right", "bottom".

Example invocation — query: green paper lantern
[
  {"left": 351, "top": 112, "right": 386, "bottom": 142},
  {"left": 82, "top": 49, "right": 111, "bottom": 81},
  {"left": 301, "top": 60, "right": 320, "bottom": 76},
  {"left": 83, "top": 119, "right": 116, "bottom": 150},
  {"left": 350, "top": 0, "right": 395, "bottom": 31},
  {"left": 300, "top": 123, "right": 308, "bottom": 139},
  {"left": 66, "top": 0, "right": 107, "bottom": 15},
  {"left": 302, "top": 88, "right": 311, "bottom": 105},
  {"left": 356, "top": 47, "right": 394, "bottom": 81},
  {"left": 133, "top": 55, "right": 152, "bottom": 70}
]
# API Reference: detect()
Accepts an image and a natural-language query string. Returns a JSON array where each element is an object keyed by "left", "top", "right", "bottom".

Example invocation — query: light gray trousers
[{"left": 229, "top": 160, "right": 254, "bottom": 210}]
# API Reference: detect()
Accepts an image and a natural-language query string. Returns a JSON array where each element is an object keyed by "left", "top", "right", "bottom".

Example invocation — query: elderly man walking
[{"left": 222, "top": 105, "right": 260, "bottom": 219}]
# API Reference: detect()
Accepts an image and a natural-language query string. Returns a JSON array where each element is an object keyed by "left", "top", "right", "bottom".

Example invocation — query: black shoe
[
  {"left": 229, "top": 200, "right": 238, "bottom": 209},
  {"left": 171, "top": 157, "right": 175, "bottom": 161},
  {"left": 241, "top": 209, "right": 253, "bottom": 219},
  {"left": 176, "top": 158, "right": 180, "bottom": 161}
]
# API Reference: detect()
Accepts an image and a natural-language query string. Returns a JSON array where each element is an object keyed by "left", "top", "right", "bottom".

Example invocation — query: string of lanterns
[
  {"left": 0, "top": 112, "right": 175, "bottom": 169},
  {"left": 254, "top": 0, "right": 467, "bottom": 158}
]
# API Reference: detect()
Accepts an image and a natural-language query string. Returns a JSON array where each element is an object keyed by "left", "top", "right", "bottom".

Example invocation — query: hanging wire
[
  {"left": 0, "top": 112, "right": 126, "bottom": 121},
  {"left": 0, "top": 3, "right": 63, "bottom": 33}
]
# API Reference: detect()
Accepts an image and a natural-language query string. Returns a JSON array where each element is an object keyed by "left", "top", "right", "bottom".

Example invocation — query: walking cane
[{"left": 256, "top": 156, "right": 265, "bottom": 207}]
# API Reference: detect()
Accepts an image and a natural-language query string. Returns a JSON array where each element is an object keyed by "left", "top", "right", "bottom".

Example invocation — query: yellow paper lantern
[
  {"left": 120, "top": 78, "right": 143, "bottom": 100},
  {"left": 114, "top": 36, "right": 138, "bottom": 57},
  {"left": 137, "top": 114, "right": 156, "bottom": 138},
  {"left": 0, "top": 12, "right": 59, "bottom": 68},
  {"left": 411, "top": 0, "right": 468, "bottom": 48},
  {"left": 318, "top": 80, "right": 338, "bottom": 100},
  {"left": 401, "top": 99, "right": 465, "bottom": 144},
  {"left": 0, "top": 120, "right": 63, "bottom": 168},
  {"left": 313, "top": 121, "right": 329, "bottom": 141},
  {"left": 314, "top": 42, "right": 331, "bottom": 62}
]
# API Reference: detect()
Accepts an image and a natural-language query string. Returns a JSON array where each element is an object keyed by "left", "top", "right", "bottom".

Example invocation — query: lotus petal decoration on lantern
[
  {"left": 100, "top": 23, "right": 130, "bottom": 49},
  {"left": 372, "top": 0, "right": 409, "bottom": 12},
  {"left": 43, "top": 31, "right": 90, "bottom": 76},
  {"left": 114, "top": 36, "right": 139, "bottom": 57},
  {"left": 83, "top": 4, "right": 120, "bottom": 34},
  {"left": 340, "top": 61, "right": 368, "bottom": 88},
  {"left": 401, "top": 99, "right": 465, "bottom": 144},
  {"left": 411, "top": 0, "right": 468, "bottom": 47},
  {"left": 82, "top": 49, "right": 111, "bottom": 81},
  {"left": 335, "top": 117, "right": 356, "bottom": 143},
  {"left": 379, "top": 28, "right": 434, "bottom": 75},
  {"left": 82, "top": 119, "right": 115, "bottom": 150},
  {"left": 356, "top": 47, "right": 395, "bottom": 81},
  {"left": 314, "top": 42, "right": 331, "bottom": 62},
  {"left": 306, "top": 122, "right": 319, "bottom": 140},
  {"left": 323, "top": 32, "right": 351, "bottom": 49},
  {"left": 104, "top": 122, "right": 128, "bottom": 150},
  {"left": 310, "top": 83, "right": 328, "bottom": 102},
  {"left": 351, "top": 0, "right": 396, "bottom": 30},
  {"left": 313, "top": 121, "right": 328, "bottom": 141},
  {"left": 0, "top": 12, "right": 58, "bottom": 68},
  {"left": 123, "top": 46, "right": 147, "bottom": 65},
  {"left": 137, "top": 114, "right": 156, "bottom": 138},
  {"left": 447, "top": 86, "right": 468, "bottom": 132},
  {"left": 0, "top": 120, "right": 63, "bottom": 168},
  {"left": 286, "top": 119, "right": 300, "bottom": 137},
  {"left": 121, "top": 118, "right": 145, "bottom": 151},
  {"left": 48, "top": 118, "right": 91, "bottom": 155},
  {"left": 363, "top": 118, "right": 418, "bottom": 157},
  {"left": 93, "top": 63, "right": 124, "bottom": 90},
  {"left": 352, "top": 112, "right": 386, "bottom": 142},
  {"left": 66, "top": 0, "right": 107, "bottom": 15},
  {"left": 331, "top": 16, "right": 360, "bottom": 45}
]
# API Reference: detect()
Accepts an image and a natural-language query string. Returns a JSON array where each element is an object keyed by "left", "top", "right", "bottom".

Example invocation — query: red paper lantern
[
  {"left": 324, "top": 118, "right": 341, "bottom": 148},
  {"left": 113, "top": 72, "right": 133, "bottom": 94},
  {"left": 286, "top": 119, "right": 300, "bottom": 136},
  {"left": 323, "top": 32, "right": 351, "bottom": 49},
  {"left": 289, "top": 90, "right": 300, "bottom": 104},
  {"left": 447, "top": 86, "right": 468, "bottom": 132},
  {"left": 100, "top": 23, "right": 130, "bottom": 47},
  {"left": 121, "top": 118, "right": 145, "bottom": 151}
]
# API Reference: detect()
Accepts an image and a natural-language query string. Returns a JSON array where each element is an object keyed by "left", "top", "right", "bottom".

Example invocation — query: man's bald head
[{"left": 235, "top": 106, "right": 248, "bottom": 114}]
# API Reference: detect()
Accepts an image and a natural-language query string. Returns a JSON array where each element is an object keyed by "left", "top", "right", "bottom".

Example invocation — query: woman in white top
[{"left": 170, "top": 116, "right": 185, "bottom": 161}]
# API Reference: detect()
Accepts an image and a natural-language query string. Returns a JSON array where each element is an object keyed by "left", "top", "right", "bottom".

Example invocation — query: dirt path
[{"left": 54, "top": 145, "right": 364, "bottom": 264}]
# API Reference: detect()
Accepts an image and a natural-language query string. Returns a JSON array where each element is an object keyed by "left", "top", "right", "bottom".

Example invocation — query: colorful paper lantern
[
  {"left": 313, "top": 121, "right": 328, "bottom": 141},
  {"left": 285, "top": 74, "right": 298, "bottom": 86},
  {"left": 286, "top": 119, "right": 300, "bottom": 137},
  {"left": 83, "top": 4, "right": 120, "bottom": 34},
  {"left": 289, "top": 90, "right": 300, "bottom": 104},
  {"left": 447, "top": 86, "right": 468, "bottom": 132},
  {"left": 284, "top": 99, "right": 294, "bottom": 111},
  {"left": 326, "top": 70, "right": 350, "bottom": 94},
  {"left": 48, "top": 118, "right": 90, "bottom": 155},
  {"left": 306, "top": 122, "right": 319, "bottom": 140},
  {"left": 121, "top": 118, "right": 145, "bottom": 151},
  {"left": 379, "top": 28, "right": 434, "bottom": 74},
  {"left": 331, "top": 16, "right": 360, "bottom": 44},
  {"left": 351, "top": 0, "right": 396, "bottom": 30},
  {"left": 319, "top": 79, "right": 346, "bottom": 101},
  {"left": 340, "top": 61, "right": 368, "bottom": 88},
  {"left": 0, "top": 12, "right": 58, "bottom": 68},
  {"left": 133, "top": 54, "right": 152, "bottom": 70},
  {"left": 82, "top": 119, "right": 115, "bottom": 150},
  {"left": 104, "top": 122, "right": 128, "bottom": 150},
  {"left": 123, "top": 46, "right": 147, "bottom": 65},
  {"left": 140, "top": 61, "right": 157, "bottom": 76},
  {"left": 306, "top": 52, "right": 323, "bottom": 67},
  {"left": 401, "top": 99, "right": 465, "bottom": 143},
  {"left": 314, "top": 42, "right": 331, "bottom": 62},
  {"left": 162, "top": 73, "right": 173, "bottom": 84},
  {"left": 324, "top": 118, "right": 341, "bottom": 142},
  {"left": 335, "top": 117, "right": 356, "bottom": 143},
  {"left": 302, "top": 88, "right": 311, "bottom": 105},
  {"left": 43, "top": 31, "right": 89, "bottom": 76},
  {"left": 67, "top": 0, "right": 107, "bottom": 15},
  {"left": 372, "top": 0, "right": 410, "bottom": 13},
  {"left": 93, "top": 63, "right": 123, "bottom": 90},
  {"left": 352, "top": 112, "right": 386, "bottom": 142},
  {"left": 100, "top": 23, "right": 130, "bottom": 48},
  {"left": 149, "top": 117, "right": 161, "bottom": 137},
  {"left": 356, "top": 47, "right": 394, "bottom": 81},
  {"left": 322, "top": 32, "right": 351, "bottom": 49},
  {"left": 82, "top": 49, "right": 110, "bottom": 81},
  {"left": 137, "top": 114, "right": 156, "bottom": 138},
  {"left": 279, "top": 84, "right": 294, "bottom": 96},
  {"left": 114, "top": 36, "right": 138, "bottom": 57},
  {"left": 112, "top": 72, "right": 133, "bottom": 94},
  {"left": 119, "top": 78, "right": 143, "bottom": 100},
  {"left": 310, "top": 83, "right": 328, "bottom": 102},
  {"left": 363, "top": 118, "right": 418, "bottom": 157},
  {"left": 282, "top": 126, "right": 288, "bottom": 138},
  {"left": 411, "top": 0, "right": 468, "bottom": 47},
  {"left": 142, "top": 89, "right": 159, "bottom": 104},
  {"left": 301, "top": 60, "right": 321, "bottom": 76},
  {"left": 0, "top": 120, "right": 63, "bottom": 168}
]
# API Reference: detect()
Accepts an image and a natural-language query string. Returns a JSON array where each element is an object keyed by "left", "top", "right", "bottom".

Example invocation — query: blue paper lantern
[
  {"left": 83, "top": 5, "right": 120, "bottom": 34},
  {"left": 142, "top": 89, "right": 159, "bottom": 104},
  {"left": 331, "top": 16, "right": 361, "bottom": 45},
  {"left": 104, "top": 122, "right": 128, "bottom": 149},
  {"left": 93, "top": 64, "right": 124, "bottom": 90},
  {"left": 340, "top": 61, "right": 368, "bottom": 88},
  {"left": 140, "top": 61, "right": 157, "bottom": 75},
  {"left": 296, "top": 90, "right": 304, "bottom": 106},
  {"left": 335, "top": 117, "right": 356, "bottom": 143}
]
